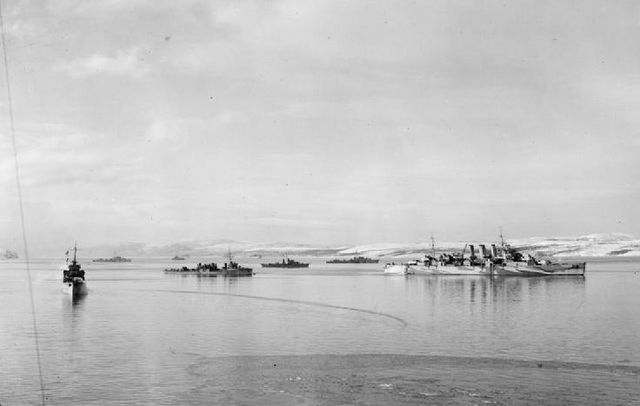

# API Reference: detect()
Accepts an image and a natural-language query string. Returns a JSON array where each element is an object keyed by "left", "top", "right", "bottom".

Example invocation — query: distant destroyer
[
  {"left": 327, "top": 255, "right": 379, "bottom": 264},
  {"left": 165, "top": 261, "right": 253, "bottom": 277},
  {"left": 165, "top": 251, "right": 253, "bottom": 276},
  {"left": 261, "top": 257, "right": 309, "bottom": 268},
  {"left": 93, "top": 255, "right": 132, "bottom": 263}
]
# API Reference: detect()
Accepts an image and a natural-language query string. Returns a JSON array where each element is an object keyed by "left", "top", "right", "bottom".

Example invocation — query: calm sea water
[{"left": 1, "top": 257, "right": 639, "bottom": 404}]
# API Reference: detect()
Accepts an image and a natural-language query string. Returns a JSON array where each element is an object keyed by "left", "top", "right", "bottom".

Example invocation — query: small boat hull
[{"left": 383, "top": 264, "right": 413, "bottom": 275}]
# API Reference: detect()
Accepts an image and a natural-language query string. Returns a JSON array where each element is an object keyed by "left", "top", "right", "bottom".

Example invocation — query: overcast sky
[{"left": 1, "top": 0, "right": 639, "bottom": 254}]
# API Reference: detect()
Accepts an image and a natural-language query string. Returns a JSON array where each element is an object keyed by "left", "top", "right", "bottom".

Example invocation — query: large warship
[
  {"left": 63, "top": 244, "right": 88, "bottom": 297},
  {"left": 490, "top": 235, "right": 586, "bottom": 276},
  {"left": 261, "top": 257, "right": 309, "bottom": 268},
  {"left": 384, "top": 241, "right": 490, "bottom": 275},
  {"left": 384, "top": 237, "right": 489, "bottom": 275},
  {"left": 384, "top": 235, "right": 585, "bottom": 276}
]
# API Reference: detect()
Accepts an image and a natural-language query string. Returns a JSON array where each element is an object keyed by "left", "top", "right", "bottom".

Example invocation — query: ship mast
[
  {"left": 226, "top": 248, "right": 234, "bottom": 262},
  {"left": 430, "top": 234, "right": 436, "bottom": 257}
]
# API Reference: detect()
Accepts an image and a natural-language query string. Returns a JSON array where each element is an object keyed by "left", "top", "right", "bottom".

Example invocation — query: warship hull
[
  {"left": 385, "top": 261, "right": 584, "bottom": 277},
  {"left": 492, "top": 261, "right": 586, "bottom": 276},
  {"left": 219, "top": 268, "right": 254, "bottom": 277},
  {"left": 261, "top": 263, "right": 309, "bottom": 268},
  {"left": 64, "top": 278, "right": 88, "bottom": 297},
  {"left": 164, "top": 270, "right": 253, "bottom": 277},
  {"left": 409, "top": 264, "right": 491, "bottom": 275},
  {"left": 327, "top": 257, "right": 379, "bottom": 264}
]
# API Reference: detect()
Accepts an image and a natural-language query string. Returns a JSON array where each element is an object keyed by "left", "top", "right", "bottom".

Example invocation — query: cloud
[
  {"left": 54, "top": 47, "right": 148, "bottom": 78},
  {"left": 0, "top": 121, "right": 133, "bottom": 189}
]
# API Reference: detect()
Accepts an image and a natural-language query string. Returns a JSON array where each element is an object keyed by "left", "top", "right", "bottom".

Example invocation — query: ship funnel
[
  {"left": 479, "top": 244, "right": 487, "bottom": 258},
  {"left": 490, "top": 244, "right": 498, "bottom": 258},
  {"left": 469, "top": 244, "right": 475, "bottom": 258}
]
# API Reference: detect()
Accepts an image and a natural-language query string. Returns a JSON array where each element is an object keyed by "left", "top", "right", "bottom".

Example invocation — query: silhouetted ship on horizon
[
  {"left": 261, "top": 258, "right": 309, "bottom": 268},
  {"left": 327, "top": 255, "right": 379, "bottom": 264},
  {"left": 93, "top": 255, "right": 132, "bottom": 263},
  {"left": 2, "top": 249, "right": 18, "bottom": 259}
]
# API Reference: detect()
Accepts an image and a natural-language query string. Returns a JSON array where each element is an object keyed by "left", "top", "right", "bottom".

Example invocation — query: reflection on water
[
  {"left": 417, "top": 274, "right": 586, "bottom": 306},
  {"left": 0, "top": 260, "right": 638, "bottom": 404},
  {"left": 71, "top": 294, "right": 87, "bottom": 308}
]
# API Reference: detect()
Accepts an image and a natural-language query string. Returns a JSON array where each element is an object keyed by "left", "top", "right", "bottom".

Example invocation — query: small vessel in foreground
[
  {"left": 261, "top": 257, "right": 309, "bottom": 268},
  {"left": 93, "top": 255, "right": 131, "bottom": 263},
  {"left": 327, "top": 255, "right": 379, "bottom": 264},
  {"left": 63, "top": 244, "right": 88, "bottom": 297}
]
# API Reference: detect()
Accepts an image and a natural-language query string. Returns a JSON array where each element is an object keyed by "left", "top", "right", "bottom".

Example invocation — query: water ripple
[{"left": 139, "top": 288, "right": 408, "bottom": 328}]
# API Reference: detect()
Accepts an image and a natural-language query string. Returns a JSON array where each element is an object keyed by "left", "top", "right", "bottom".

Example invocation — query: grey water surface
[{"left": 1, "top": 258, "right": 639, "bottom": 404}]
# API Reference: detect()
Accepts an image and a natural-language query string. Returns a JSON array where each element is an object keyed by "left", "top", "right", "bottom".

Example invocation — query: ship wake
[{"left": 140, "top": 288, "right": 408, "bottom": 327}]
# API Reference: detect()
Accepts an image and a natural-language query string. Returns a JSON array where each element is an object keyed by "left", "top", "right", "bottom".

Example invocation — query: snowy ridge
[
  {"left": 507, "top": 233, "right": 640, "bottom": 257},
  {"left": 349, "top": 234, "right": 640, "bottom": 258},
  {"left": 78, "top": 233, "right": 639, "bottom": 258}
]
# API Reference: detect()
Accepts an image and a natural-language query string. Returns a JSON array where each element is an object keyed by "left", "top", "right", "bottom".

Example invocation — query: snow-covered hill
[
  {"left": 78, "top": 233, "right": 640, "bottom": 259},
  {"left": 346, "top": 233, "right": 640, "bottom": 258},
  {"left": 508, "top": 233, "right": 640, "bottom": 257}
]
